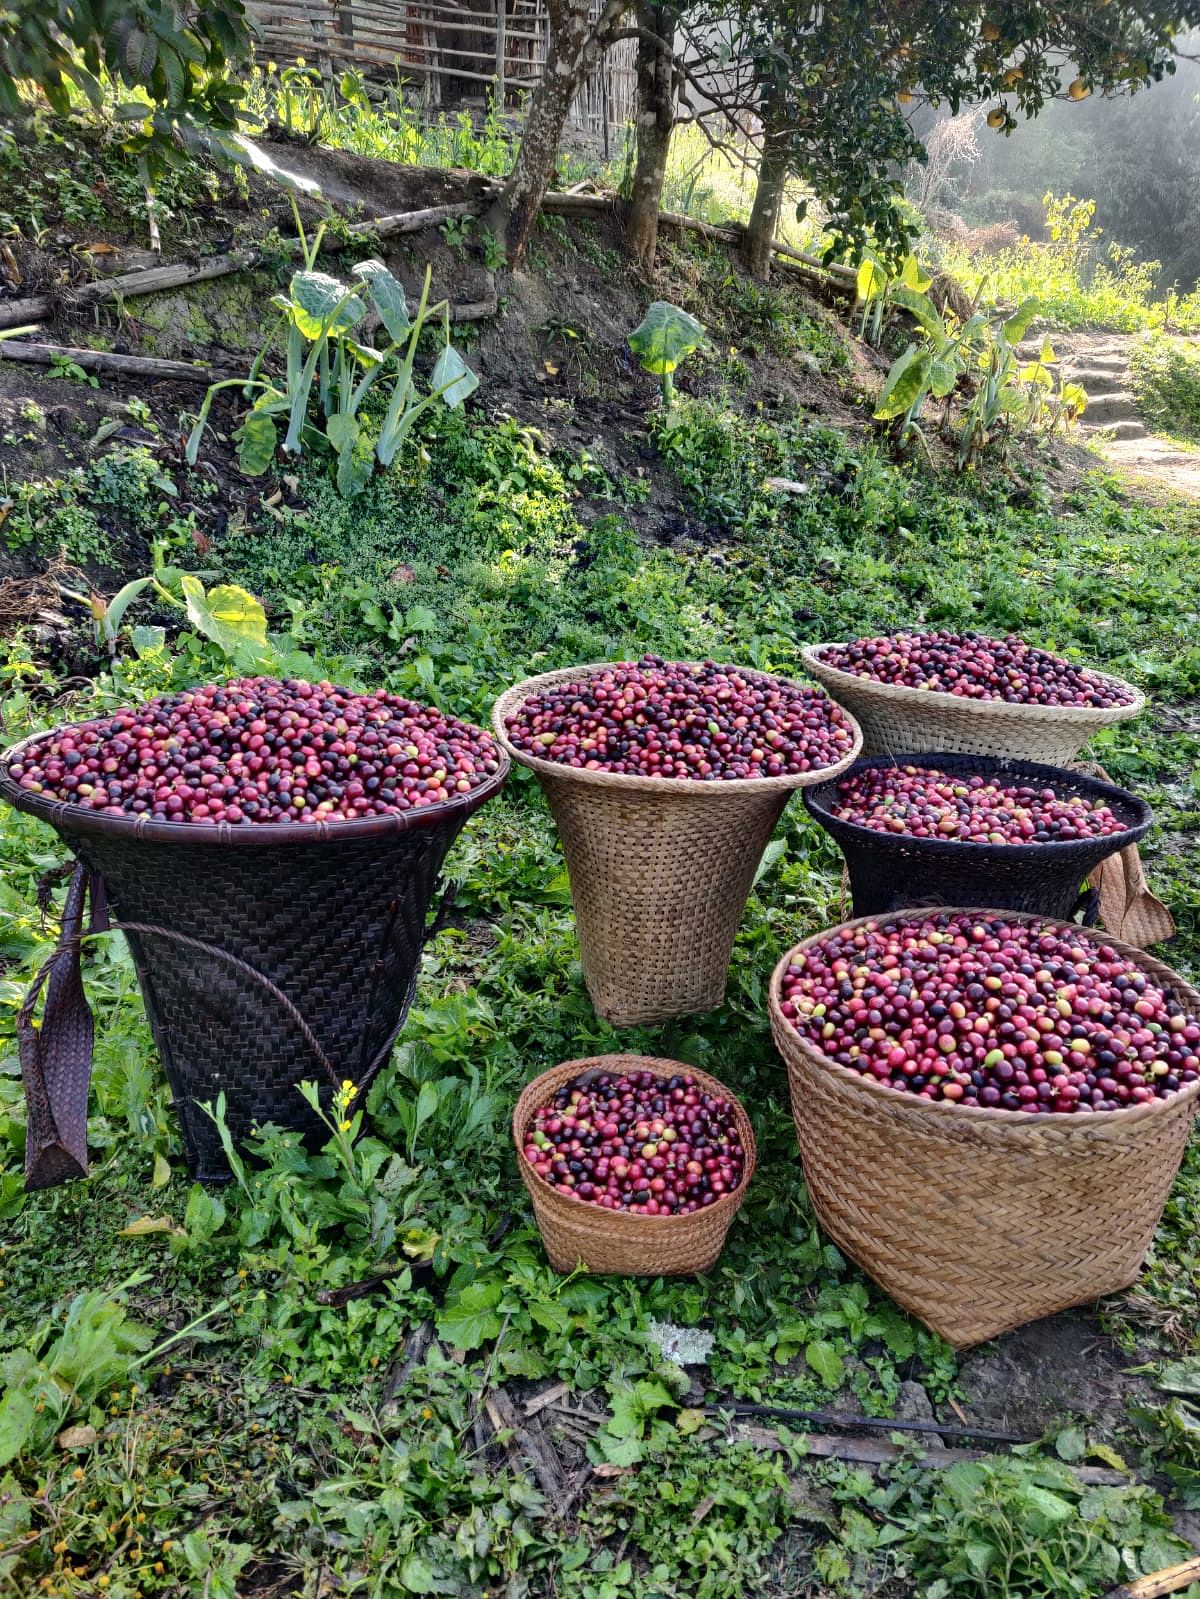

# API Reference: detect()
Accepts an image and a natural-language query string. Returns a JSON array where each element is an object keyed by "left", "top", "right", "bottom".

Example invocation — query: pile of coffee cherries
[
  {"left": 505, "top": 655, "right": 856, "bottom": 779},
  {"left": 777, "top": 912, "right": 1200, "bottom": 1113},
  {"left": 830, "top": 765, "right": 1130, "bottom": 845},
  {"left": 7, "top": 678, "right": 502, "bottom": 824},
  {"left": 523, "top": 1067, "right": 746, "bottom": 1213},
  {"left": 817, "top": 631, "right": 1136, "bottom": 709}
]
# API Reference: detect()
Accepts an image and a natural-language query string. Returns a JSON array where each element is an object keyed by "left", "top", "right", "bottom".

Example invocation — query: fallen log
[
  {"left": 0, "top": 340, "right": 238, "bottom": 384},
  {"left": 0, "top": 250, "right": 264, "bottom": 332},
  {"left": 735, "top": 1422, "right": 1129, "bottom": 1485},
  {"left": 1102, "top": 1557, "right": 1200, "bottom": 1599}
]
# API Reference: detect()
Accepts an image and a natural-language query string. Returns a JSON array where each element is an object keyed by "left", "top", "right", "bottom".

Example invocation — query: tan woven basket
[
  {"left": 768, "top": 910, "right": 1200, "bottom": 1348},
  {"left": 492, "top": 664, "right": 862, "bottom": 1025},
  {"left": 802, "top": 643, "right": 1144, "bottom": 763},
  {"left": 513, "top": 1054, "right": 756, "bottom": 1275}
]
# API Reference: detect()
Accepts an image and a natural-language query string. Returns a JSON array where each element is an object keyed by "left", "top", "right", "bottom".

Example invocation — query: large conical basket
[
  {"left": 493, "top": 664, "right": 861, "bottom": 1026},
  {"left": 802, "top": 643, "right": 1144, "bottom": 763},
  {"left": 1, "top": 724, "right": 507, "bottom": 1186},
  {"left": 768, "top": 910, "right": 1200, "bottom": 1347}
]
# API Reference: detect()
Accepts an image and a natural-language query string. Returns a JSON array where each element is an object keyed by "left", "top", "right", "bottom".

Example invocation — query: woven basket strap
[
  {"left": 117, "top": 923, "right": 342, "bottom": 1091},
  {"left": 18, "top": 862, "right": 101, "bottom": 1191}
]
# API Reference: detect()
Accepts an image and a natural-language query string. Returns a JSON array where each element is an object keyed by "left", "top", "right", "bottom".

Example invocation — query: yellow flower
[
  {"left": 422, "top": 1406, "right": 433, "bottom": 1419},
  {"left": 340, "top": 1119, "right": 352, "bottom": 1132},
  {"left": 71, "top": 1467, "right": 85, "bottom": 1481}
]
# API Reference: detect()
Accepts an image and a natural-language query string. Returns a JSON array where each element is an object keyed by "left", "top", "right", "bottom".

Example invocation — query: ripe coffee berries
[
  {"left": 831, "top": 765, "right": 1130, "bottom": 845},
  {"left": 817, "top": 631, "right": 1136, "bottom": 709},
  {"left": 778, "top": 911, "right": 1200, "bottom": 1114},
  {"left": 9, "top": 678, "right": 502, "bottom": 825},
  {"left": 523, "top": 1068, "right": 745, "bottom": 1214},
  {"left": 505, "top": 656, "right": 855, "bottom": 779}
]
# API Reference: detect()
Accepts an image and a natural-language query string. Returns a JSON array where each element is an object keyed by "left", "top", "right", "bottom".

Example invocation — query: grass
[
  {"left": 1130, "top": 334, "right": 1200, "bottom": 446},
  {"left": 933, "top": 194, "right": 1200, "bottom": 334},
  {"left": 2, "top": 85, "right": 1200, "bottom": 1597},
  {"left": 3, "top": 375, "right": 1200, "bottom": 1592}
]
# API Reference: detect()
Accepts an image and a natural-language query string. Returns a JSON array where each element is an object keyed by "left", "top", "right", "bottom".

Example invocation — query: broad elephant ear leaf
[
  {"left": 351, "top": 259, "right": 411, "bottom": 341},
  {"left": 236, "top": 407, "right": 278, "bottom": 475},
  {"left": 627, "top": 301, "right": 706, "bottom": 377},
  {"left": 430, "top": 344, "right": 479, "bottom": 408},
  {"left": 875, "top": 345, "right": 931, "bottom": 419},
  {"left": 180, "top": 576, "right": 268, "bottom": 656},
  {"left": 290, "top": 271, "right": 365, "bottom": 340}
]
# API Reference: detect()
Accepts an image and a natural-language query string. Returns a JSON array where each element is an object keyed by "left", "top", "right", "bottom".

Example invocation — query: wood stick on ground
[
  {"left": 1102, "top": 1557, "right": 1200, "bottom": 1599},
  {"left": 711, "top": 1401, "right": 1031, "bottom": 1445},
  {"left": 0, "top": 341, "right": 239, "bottom": 384},
  {"left": 736, "top": 1423, "right": 1129, "bottom": 1485},
  {"left": 0, "top": 250, "right": 265, "bottom": 331},
  {"left": 381, "top": 1318, "right": 435, "bottom": 1406},
  {"left": 484, "top": 1388, "right": 571, "bottom": 1518}
]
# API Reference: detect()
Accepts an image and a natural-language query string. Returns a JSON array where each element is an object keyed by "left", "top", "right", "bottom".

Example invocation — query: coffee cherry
[
  {"left": 778, "top": 911, "right": 1200, "bottom": 1114},
  {"left": 11, "top": 678, "right": 501, "bottom": 825},
  {"left": 524, "top": 1070, "right": 745, "bottom": 1213},
  {"left": 505, "top": 656, "right": 855, "bottom": 780},
  {"left": 817, "top": 631, "right": 1136, "bottom": 709},
  {"left": 831, "top": 765, "right": 1130, "bottom": 844}
]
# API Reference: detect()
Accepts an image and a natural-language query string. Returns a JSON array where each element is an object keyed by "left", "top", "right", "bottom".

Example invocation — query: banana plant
[{"left": 188, "top": 235, "right": 478, "bottom": 497}]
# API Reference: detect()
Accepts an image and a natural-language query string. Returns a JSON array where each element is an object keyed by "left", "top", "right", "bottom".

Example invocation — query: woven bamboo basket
[
  {"left": 803, "top": 753, "right": 1153, "bottom": 923},
  {"left": 768, "top": 911, "right": 1200, "bottom": 1348},
  {"left": 802, "top": 643, "right": 1144, "bottom": 763},
  {"left": 492, "top": 664, "right": 862, "bottom": 1025},
  {"left": 1, "top": 723, "right": 507, "bottom": 1186},
  {"left": 513, "top": 1054, "right": 756, "bottom": 1275}
]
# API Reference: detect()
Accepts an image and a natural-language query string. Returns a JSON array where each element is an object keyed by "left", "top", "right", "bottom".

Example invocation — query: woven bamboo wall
[{"left": 247, "top": 0, "right": 636, "bottom": 143}]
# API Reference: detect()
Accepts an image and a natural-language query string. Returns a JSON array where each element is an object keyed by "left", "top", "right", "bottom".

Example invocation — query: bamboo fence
[{"left": 247, "top": 0, "right": 637, "bottom": 146}]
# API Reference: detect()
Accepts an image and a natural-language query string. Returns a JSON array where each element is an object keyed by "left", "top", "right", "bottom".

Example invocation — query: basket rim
[
  {"left": 512, "top": 1052, "right": 756, "bottom": 1225},
  {"left": 0, "top": 724, "right": 509, "bottom": 846},
  {"left": 802, "top": 750, "right": 1153, "bottom": 860},
  {"left": 491, "top": 661, "right": 863, "bottom": 796},
  {"left": 768, "top": 907, "right": 1200, "bottom": 1130},
  {"left": 802, "top": 643, "right": 1145, "bottom": 725}
]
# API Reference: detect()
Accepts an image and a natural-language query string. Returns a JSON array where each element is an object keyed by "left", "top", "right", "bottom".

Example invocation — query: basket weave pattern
[
  {"left": 803, "top": 753, "right": 1153, "bottom": 922},
  {"left": 1, "top": 729, "right": 506, "bottom": 1182},
  {"left": 802, "top": 644, "right": 1144, "bottom": 764},
  {"left": 513, "top": 1054, "right": 756, "bottom": 1275},
  {"left": 768, "top": 911, "right": 1200, "bottom": 1348},
  {"left": 493, "top": 665, "right": 862, "bottom": 1025}
]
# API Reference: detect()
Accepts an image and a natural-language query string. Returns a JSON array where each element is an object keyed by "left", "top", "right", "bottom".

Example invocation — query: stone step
[
  {"left": 1081, "top": 390, "right": 1139, "bottom": 421},
  {"left": 1086, "top": 418, "right": 1148, "bottom": 441},
  {"left": 1068, "top": 369, "right": 1126, "bottom": 396}
]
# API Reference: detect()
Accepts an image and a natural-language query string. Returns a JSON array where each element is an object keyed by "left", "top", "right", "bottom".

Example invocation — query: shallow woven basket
[
  {"left": 513, "top": 1053, "right": 756, "bottom": 1275},
  {"left": 803, "top": 752, "right": 1153, "bottom": 922},
  {"left": 492, "top": 664, "right": 862, "bottom": 1026},
  {"left": 768, "top": 910, "right": 1200, "bottom": 1348},
  {"left": 802, "top": 643, "right": 1144, "bottom": 764},
  {"left": 0, "top": 724, "right": 507, "bottom": 1184}
]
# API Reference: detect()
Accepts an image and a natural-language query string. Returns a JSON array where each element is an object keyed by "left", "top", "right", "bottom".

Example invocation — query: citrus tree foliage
[
  {"left": 0, "top": 1, "right": 256, "bottom": 171},
  {"left": 710, "top": 0, "right": 1200, "bottom": 267}
]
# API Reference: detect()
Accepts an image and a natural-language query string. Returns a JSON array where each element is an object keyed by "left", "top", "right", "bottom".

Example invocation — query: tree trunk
[
  {"left": 485, "top": 0, "right": 597, "bottom": 269},
  {"left": 742, "top": 101, "right": 790, "bottom": 282},
  {"left": 625, "top": 2, "right": 676, "bottom": 272}
]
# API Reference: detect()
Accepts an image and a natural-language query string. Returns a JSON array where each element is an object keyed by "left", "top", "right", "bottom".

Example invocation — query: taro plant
[
  {"left": 856, "top": 250, "right": 931, "bottom": 346},
  {"left": 188, "top": 229, "right": 479, "bottom": 497},
  {"left": 627, "top": 301, "right": 706, "bottom": 408}
]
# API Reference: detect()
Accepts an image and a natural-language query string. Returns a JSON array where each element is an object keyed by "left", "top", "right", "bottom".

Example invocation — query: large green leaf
[
  {"left": 874, "top": 345, "right": 931, "bottom": 420},
  {"left": 0, "top": 1384, "right": 36, "bottom": 1469},
  {"left": 1002, "top": 295, "right": 1042, "bottom": 346},
  {"left": 929, "top": 353, "right": 961, "bottom": 398},
  {"left": 289, "top": 272, "right": 365, "bottom": 341},
  {"left": 236, "top": 407, "right": 278, "bottom": 476},
  {"left": 805, "top": 1340, "right": 845, "bottom": 1389},
  {"left": 180, "top": 576, "right": 267, "bottom": 656},
  {"left": 899, "top": 252, "right": 932, "bottom": 291},
  {"left": 351, "top": 259, "right": 410, "bottom": 341},
  {"left": 437, "top": 1280, "right": 503, "bottom": 1351},
  {"left": 627, "top": 301, "right": 706, "bottom": 377},
  {"left": 430, "top": 344, "right": 479, "bottom": 409},
  {"left": 856, "top": 255, "right": 888, "bottom": 302},
  {"left": 889, "top": 285, "right": 944, "bottom": 338}
]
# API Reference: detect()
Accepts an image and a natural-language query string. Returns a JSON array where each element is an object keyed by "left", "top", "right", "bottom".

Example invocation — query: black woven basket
[
  {"left": 0, "top": 726, "right": 508, "bottom": 1186},
  {"left": 803, "top": 752, "right": 1152, "bottom": 922}
]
